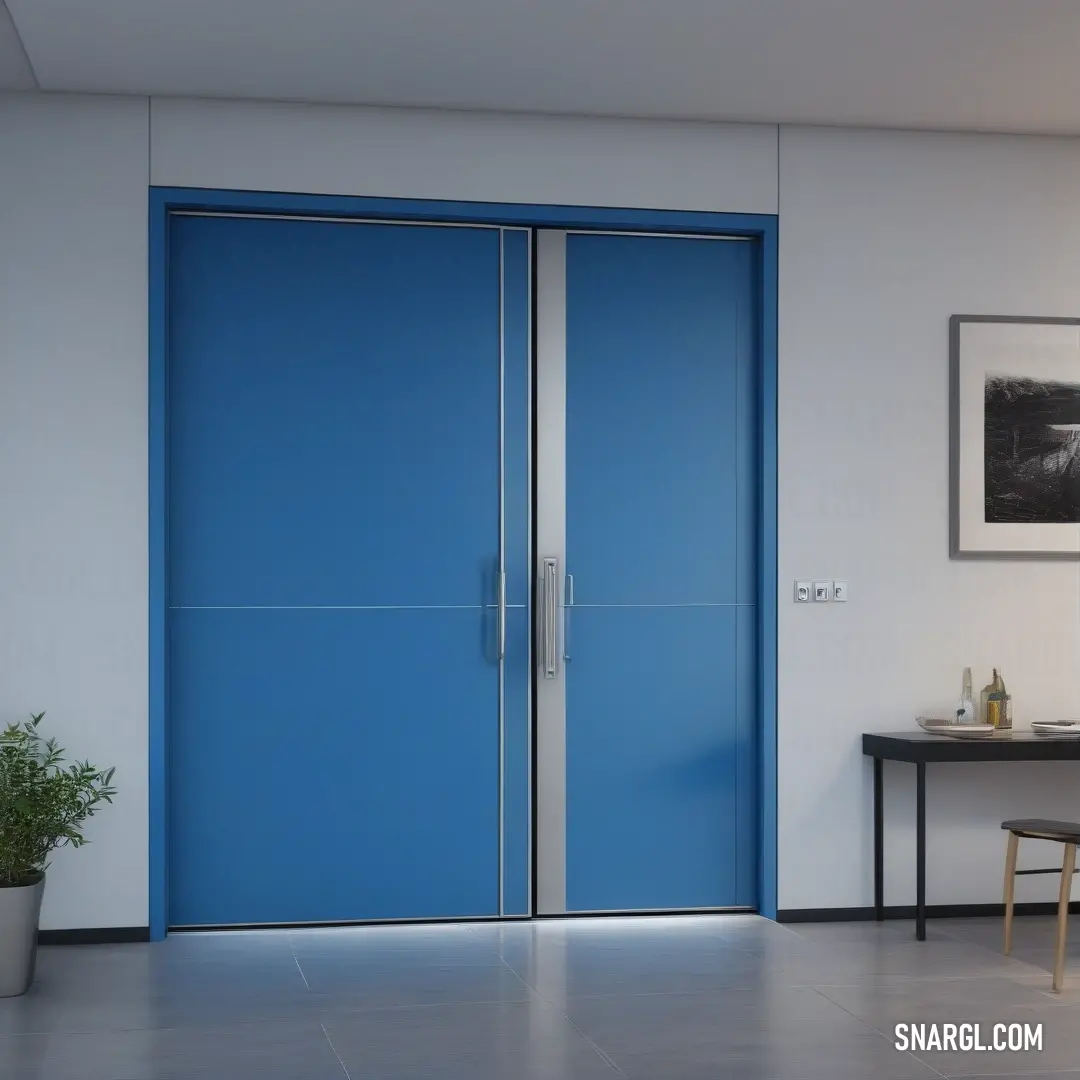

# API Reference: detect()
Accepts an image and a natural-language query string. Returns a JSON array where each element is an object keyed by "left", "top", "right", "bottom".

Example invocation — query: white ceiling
[{"left": 5, "top": 0, "right": 1080, "bottom": 134}]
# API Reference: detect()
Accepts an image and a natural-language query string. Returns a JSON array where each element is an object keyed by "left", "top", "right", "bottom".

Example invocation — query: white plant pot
[{"left": 0, "top": 872, "right": 45, "bottom": 997}]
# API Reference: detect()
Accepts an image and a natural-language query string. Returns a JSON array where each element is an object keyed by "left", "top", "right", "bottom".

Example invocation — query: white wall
[
  {"left": 0, "top": 93, "right": 150, "bottom": 929},
  {"left": 778, "top": 126, "right": 1080, "bottom": 910},
  {"left": 3, "top": 92, "right": 1079, "bottom": 927},
  {"left": 149, "top": 98, "right": 778, "bottom": 214}
]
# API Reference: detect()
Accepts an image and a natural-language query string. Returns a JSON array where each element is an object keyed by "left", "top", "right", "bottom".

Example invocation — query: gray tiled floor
[{"left": 2, "top": 914, "right": 1080, "bottom": 1078}]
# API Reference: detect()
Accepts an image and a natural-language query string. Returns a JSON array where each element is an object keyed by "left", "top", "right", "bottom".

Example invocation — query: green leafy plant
[{"left": 0, "top": 713, "right": 116, "bottom": 888}]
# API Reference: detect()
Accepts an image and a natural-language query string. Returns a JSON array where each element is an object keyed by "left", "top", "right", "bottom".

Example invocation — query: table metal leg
[
  {"left": 916, "top": 760, "right": 926, "bottom": 941},
  {"left": 874, "top": 756, "right": 884, "bottom": 921}
]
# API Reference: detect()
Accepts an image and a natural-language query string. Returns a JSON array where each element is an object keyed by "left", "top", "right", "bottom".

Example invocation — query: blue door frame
[{"left": 149, "top": 187, "right": 778, "bottom": 941}]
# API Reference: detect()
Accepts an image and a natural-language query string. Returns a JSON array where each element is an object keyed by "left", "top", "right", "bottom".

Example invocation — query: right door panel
[{"left": 535, "top": 230, "right": 758, "bottom": 914}]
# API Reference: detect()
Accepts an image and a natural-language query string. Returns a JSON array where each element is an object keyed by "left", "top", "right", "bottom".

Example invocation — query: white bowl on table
[
  {"left": 916, "top": 717, "right": 995, "bottom": 738},
  {"left": 1031, "top": 721, "right": 1080, "bottom": 738}
]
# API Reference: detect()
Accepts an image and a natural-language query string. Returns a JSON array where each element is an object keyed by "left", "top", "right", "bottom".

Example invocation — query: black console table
[{"left": 863, "top": 731, "right": 1080, "bottom": 941}]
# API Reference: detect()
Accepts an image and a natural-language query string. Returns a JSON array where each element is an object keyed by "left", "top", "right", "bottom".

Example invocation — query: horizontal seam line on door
[
  {"left": 570, "top": 602, "right": 755, "bottom": 608},
  {"left": 167, "top": 604, "right": 528, "bottom": 611},
  {"left": 563, "top": 229, "right": 753, "bottom": 241},
  {"left": 171, "top": 211, "right": 530, "bottom": 234}
]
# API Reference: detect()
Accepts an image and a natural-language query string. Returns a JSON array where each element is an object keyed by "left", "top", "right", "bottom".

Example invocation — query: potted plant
[{"left": 0, "top": 713, "right": 116, "bottom": 997}]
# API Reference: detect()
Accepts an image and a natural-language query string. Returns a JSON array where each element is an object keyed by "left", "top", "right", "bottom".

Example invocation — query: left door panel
[{"left": 167, "top": 215, "right": 530, "bottom": 926}]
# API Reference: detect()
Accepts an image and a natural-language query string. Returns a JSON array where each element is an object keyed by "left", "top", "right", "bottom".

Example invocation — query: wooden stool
[{"left": 1002, "top": 819, "right": 1080, "bottom": 993}]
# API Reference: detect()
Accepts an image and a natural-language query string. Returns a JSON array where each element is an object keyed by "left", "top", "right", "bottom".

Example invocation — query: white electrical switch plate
[
  {"left": 813, "top": 581, "right": 832, "bottom": 602},
  {"left": 832, "top": 581, "right": 848, "bottom": 602},
  {"left": 795, "top": 581, "right": 811, "bottom": 603}
]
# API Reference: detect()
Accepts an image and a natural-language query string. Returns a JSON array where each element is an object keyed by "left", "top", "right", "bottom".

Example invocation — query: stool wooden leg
[
  {"left": 1003, "top": 831, "right": 1019, "bottom": 955},
  {"left": 1053, "top": 842, "right": 1076, "bottom": 993}
]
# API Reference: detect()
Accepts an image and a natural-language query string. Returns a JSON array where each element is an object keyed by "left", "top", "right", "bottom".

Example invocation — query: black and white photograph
[
  {"left": 984, "top": 373, "right": 1080, "bottom": 524},
  {"left": 951, "top": 315, "right": 1080, "bottom": 557}
]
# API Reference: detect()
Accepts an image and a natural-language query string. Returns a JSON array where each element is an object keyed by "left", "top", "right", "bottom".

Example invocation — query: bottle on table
[
  {"left": 990, "top": 669, "right": 1012, "bottom": 729},
  {"left": 982, "top": 668, "right": 1011, "bottom": 729},
  {"left": 957, "top": 667, "right": 976, "bottom": 724}
]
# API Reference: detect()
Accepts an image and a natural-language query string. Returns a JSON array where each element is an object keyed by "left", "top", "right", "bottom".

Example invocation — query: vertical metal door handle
[
  {"left": 563, "top": 573, "right": 574, "bottom": 663},
  {"left": 539, "top": 557, "right": 558, "bottom": 678},
  {"left": 497, "top": 571, "right": 506, "bottom": 661},
  {"left": 545, "top": 559, "right": 557, "bottom": 678}
]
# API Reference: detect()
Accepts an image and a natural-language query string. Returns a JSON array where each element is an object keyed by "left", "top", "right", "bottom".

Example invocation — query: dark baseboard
[
  {"left": 39, "top": 926, "right": 150, "bottom": 945},
  {"left": 778, "top": 902, "right": 1080, "bottom": 923}
]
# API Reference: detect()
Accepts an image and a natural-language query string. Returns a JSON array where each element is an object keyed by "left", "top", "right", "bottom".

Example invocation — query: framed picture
[{"left": 950, "top": 314, "right": 1080, "bottom": 558}]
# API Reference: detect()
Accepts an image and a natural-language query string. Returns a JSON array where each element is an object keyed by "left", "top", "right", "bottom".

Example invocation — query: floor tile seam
[
  {"left": 311, "top": 993, "right": 536, "bottom": 1016},
  {"left": 285, "top": 927, "right": 519, "bottom": 992},
  {"left": 320, "top": 1021, "right": 353, "bottom": 1080},
  {"left": 796, "top": 969, "right": 1050, "bottom": 988},
  {"left": 488, "top": 954, "right": 629, "bottom": 1077},
  {"left": 0, "top": 995, "right": 550, "bottom": 1039},
  {"left": 523, "top": 990, "right": 630, "bottom": 1078},
  {"left": 0, "top": 1015, "right": 331, "bottom": 1039},
  {"left": 282, "top": 932, "right": 314, "bottom": 993},
  {"left": 806, "top": 984, "right": 950, "bottom": 1079}
]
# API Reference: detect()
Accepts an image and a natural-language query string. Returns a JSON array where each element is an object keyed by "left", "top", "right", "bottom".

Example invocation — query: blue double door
[{"left": 167, "top": 214, "right": 757, "bottom": 927}]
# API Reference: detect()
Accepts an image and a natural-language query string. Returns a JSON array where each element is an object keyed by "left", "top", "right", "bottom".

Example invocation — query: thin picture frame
[{"left": 950, "top": 313, "right": 1080, "bottom": 559}]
